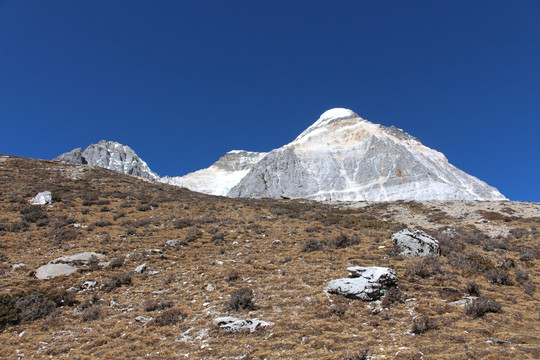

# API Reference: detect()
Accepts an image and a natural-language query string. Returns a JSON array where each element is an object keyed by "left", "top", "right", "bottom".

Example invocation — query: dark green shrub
[
  {"left": 0, "top": 294, "right": 19, "bottom": 328},
  {"left": 302, "top": 238, "right": 323, "bottom": 252},
  {"left": 465, "top": 297, "right": 501, "bottom": 318}
]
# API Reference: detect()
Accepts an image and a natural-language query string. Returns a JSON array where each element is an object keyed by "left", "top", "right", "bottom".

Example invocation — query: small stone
[
  {"left": 134, "top": 264, "right": 147, "bottom": 273},
  {"left": 35, "top": 263, "right": 78, "bottom": 280},
  {"left": 214, "top": 317, "right": 272, "bottom": 333}
]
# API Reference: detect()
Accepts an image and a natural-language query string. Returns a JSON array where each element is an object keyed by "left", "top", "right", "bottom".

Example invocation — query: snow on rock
[
  {"left": 214, "top": 317, "right": 273, "bottom": 333},
  {"left": 29, "top": 191, "right": 53, "bottom": 205},
  {"left": 391, "top": 229, "right": 440, "bottom": 257},
  {"left": 327, "top": 266, "right": 398, "bottom": 301}
]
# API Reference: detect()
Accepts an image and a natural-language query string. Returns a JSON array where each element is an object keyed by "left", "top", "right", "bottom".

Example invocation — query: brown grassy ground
[{"left": 0, "top": 154, "right": 538, "bottom": 359}]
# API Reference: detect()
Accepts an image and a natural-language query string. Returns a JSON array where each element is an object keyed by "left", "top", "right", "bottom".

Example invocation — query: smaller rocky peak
[
  {"left": 383, "top": 125, "right": 419, "bottom": 142},
  {"left": 213, "top": 150, "right": 267, "bottom": 172},
  {"left": 53, "top": 148, "right": 87, "bottom": 164}
]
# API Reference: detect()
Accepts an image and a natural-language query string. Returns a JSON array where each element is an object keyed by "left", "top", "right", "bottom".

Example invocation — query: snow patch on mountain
[{"left": 161, "top": 150, "right": 266, "bottom": 196}]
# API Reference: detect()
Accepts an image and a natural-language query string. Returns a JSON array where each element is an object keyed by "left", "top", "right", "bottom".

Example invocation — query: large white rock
[
  {"left": 35, "top": 263, "right": 78, "bottom": 280},
  {"left": 214, "top": 317, "right": 273, "bottom": 333},
  {"left": 391, "top": 229, "right": 440, "bottom": 256},
  {"left": 29, "top": 191, "right": 53, "bottom": 205},
  {"left": 327, "top": 266, "right": 397, "bottom": 301}
]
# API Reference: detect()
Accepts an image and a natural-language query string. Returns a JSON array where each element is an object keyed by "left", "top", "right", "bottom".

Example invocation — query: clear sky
[{"left": 1, "top": 1, "right": 539, "bottom": 201}]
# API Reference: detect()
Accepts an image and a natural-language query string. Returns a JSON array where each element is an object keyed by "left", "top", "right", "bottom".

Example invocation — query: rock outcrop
[
  {"left": 327, "top": 266, "right": 398, "bottom": 301},
  {"left": 391, "top": 229, "right": 440, "bottom": 256}
]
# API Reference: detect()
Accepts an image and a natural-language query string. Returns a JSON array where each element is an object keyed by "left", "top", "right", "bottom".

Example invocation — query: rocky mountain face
[
  {"left": 54, "top": 140, "right": 159, "bottom": 181},
  {"left": 161, "top": 150, "right": 267, "bottom": 196},
  {"left": 228, "top": 108, "right": 506, "bottom": 201}
]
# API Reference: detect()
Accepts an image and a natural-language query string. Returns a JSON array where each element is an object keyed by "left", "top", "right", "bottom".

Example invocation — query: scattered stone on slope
[
  {"left": 391, "top": 229, "right": 440, "bottom": 257},
  {"left": 134, "top": 263, "right": 147, "bottom": 273},
  {"left": 327, "top": 266, "right": 398, "bottom": 301},
  {"left": 51, "top": 252, "right": 105, "bottom": 264},
  {"left": 214, "top": 317, "right": 273, "bottom": 333},
  {"left": 29, "top": 191, "right": 53, "bottom": 205}
]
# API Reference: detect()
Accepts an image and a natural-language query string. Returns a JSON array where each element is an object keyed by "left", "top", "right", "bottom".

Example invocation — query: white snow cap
[
  {"left": 318, "top": 108, "right": 358, "bottom": 121},
  {"left": 294, "top": 108, "right": 359, "bottom": 142}
]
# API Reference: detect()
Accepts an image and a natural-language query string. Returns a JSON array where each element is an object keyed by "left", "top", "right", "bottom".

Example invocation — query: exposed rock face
[
  {"left": 214, "top": 317, "right": 273, "bottom": 332},
  {"left": 391, "top": 229, "right": 440, "bottom": 256},
  {"left": 29, "top": 191, "right": 53, "bottom": 205},
  {"left": 327, "top": 266, "right": 398, "bottom": 301},
  {"left": 54, "top": 140, "right": 159, "bottom": 180},
  {"left": 53, "top": 148, "right": 87, "bottom": 164},
  {"left": 228, "top": 108, "right": 506, "bottom": 201},
  {"left": 161, "top": 150, "right": 266, "bottom": 196}
]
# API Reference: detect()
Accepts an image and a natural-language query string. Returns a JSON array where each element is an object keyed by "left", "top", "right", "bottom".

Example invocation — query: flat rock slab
[
  {"left": 35, "top": 263, "right": 78, "bottom": 280},
  {"left": 327, "top": 266, "right": 397, "bottom": 301},
  {"left": 214, "top": 317, "right": 273, "bottom": 333},
  {"left": 391, "top": 229, "right": 439, "bottom": 256},
  {"left": 52, "top": 252, "right": 105, "bottom": 264}
]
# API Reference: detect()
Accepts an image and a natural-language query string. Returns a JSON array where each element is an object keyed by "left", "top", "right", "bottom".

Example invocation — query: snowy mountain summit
[
  {"left": 54, "top": 140, "right": 159, "bottom": 181},
  {"left": 227, "top": 108, "right": 506, "bottom": 201}
]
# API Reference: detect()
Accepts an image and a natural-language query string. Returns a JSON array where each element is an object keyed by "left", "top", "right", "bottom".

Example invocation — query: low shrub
[
  {"left": 173, "top": 218, "right": 193, "bottom": 229},
  {"left": 20, "top": 205, "right": 47, "bottom": 223},
  {"left": 484, "top": 269, "right": 513, "bottom": 286},
  {"left": 0, "top": 294, "right": 19, "bottom": 328},
  {"left": 302, "top": 238, "right": 323, "bottom": 252},
  {"left": 325, "top": 233, "right": 361, "bottom": 249},
  {"left": 405, "top": 254, "right": 443, "bottom": 279},
  {"left": 144, "top": 299, "right": 173, "bottom": 312},
  {"left": 411, "top": 315, "right": 436, "bottom": 334},
  {"left": 465, "top": 297, "right": 501, "bottom": 318},
  {"left": 15, "top": 293, "right": 56, "bottom": 323},
  {"left": 152, "top": 308, "right": 185, "bottom": 327},
  {"left": 226, "top": 288, "right": 255, "bottom": 311},
  {"left": 82, "top": 305, "right": 101, "bottom": 322},
  {"left": 464, "top": 281, "right": 481, "bottom": 296}
]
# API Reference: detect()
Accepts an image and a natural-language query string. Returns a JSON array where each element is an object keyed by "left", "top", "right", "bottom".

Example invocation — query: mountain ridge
[{"left": 53, "top": 108, "right": 507, "bottom": 201}]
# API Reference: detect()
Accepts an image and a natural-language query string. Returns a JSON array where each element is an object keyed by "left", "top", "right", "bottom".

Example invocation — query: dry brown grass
[{"left": 0, "top": 155, "right": 538, "bottom": 359}]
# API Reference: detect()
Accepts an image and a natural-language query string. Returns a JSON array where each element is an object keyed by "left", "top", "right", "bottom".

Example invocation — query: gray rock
[
  {"left": 214, "top": 316, "right": 273, "bottom": 332},
  {"left": 29, "top": 191, "right": 53, "bottom": 205},
  {"left": 391, "top": 229, "right": 440, "bottom": 257},
  {"left": 35, "top": 263, "right": 78, "bottom": 280},
  {"left": 53, "top": 148, "right": 87, "bottom": 164},
  {"left": 135, "top": 316, "right": 152, "bottom": 324},
  {"left": 327, "top": 266, "right": 398, "bottom": 301},
  {"left": 35, "top": 251, "right": 105, "bottom": 280}
]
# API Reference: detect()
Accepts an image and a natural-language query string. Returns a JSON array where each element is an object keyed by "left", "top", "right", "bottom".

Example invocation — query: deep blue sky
[{"left": 1, "top": 1, "right": 539, "bottom": 201}]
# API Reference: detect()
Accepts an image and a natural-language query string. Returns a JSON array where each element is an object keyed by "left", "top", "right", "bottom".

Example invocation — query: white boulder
[
  {"left": 391, "top": 229, "right": 440, "bottom": 257},
  {"left": 327, "top": 266, "right": 398, "bottom": 301},
  {"left": 29, "top": 191, "right": 53, "bottom": 205},
  {"left": 214, "top": 317, "right": 273, "bottom": 333}
]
